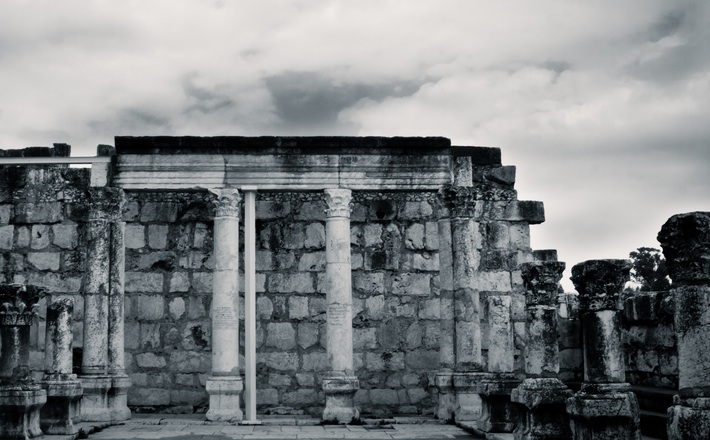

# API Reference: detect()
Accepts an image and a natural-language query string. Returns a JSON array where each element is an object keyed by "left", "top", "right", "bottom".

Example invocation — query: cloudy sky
[{"left": 1, "top": 1, "right": 708, "bottom": 289}]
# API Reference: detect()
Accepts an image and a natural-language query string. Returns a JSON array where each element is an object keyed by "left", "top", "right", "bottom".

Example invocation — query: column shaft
[
  {"left": 434, "top": 212, "right": 456, "bottom": 421},
  {"left": 242, "top": 187, "right": 259, "bottom": 424}
]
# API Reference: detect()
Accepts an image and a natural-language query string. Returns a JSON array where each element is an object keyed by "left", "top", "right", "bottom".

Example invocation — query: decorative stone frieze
[
  {"left": 0, "top": 284, "right": 46, "bottom": 440},
  {"left": 511, "top": 261, "right": 572, "bottom": 440},
  {"left": 567, "top": 259, "right": 640, "bottom": 440},
  {"left": 658, "top": 212, "right": 710, "bottom": 440}
]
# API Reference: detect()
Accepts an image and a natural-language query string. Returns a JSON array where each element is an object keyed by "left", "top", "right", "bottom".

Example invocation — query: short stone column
[
  {"left": 80, "top": 187, "right": 125, "bottom": 422},
  {"left": 206, "top": 188, "right": 243, "bottom": 422},
  {"left": 511, "top": 261, "right": 572, "bottom": 440},
  {"left": 658, "top": 212, "right": 710, "bottom": 440},
  {"left": 440, "top": 186, "right": 486, "bottom": 422},
  {"left": 0, "top": 284, "right": 46, "bottom": 440},
  {"left": 40, "top": 298, "right": 82, "bottom": 435},
  {"left": 566, "top": 260, "right": 640, "bottom": 440},
  {"left": 434, "top": 191, "right": 456, "bottom": 421},
  {"left": 322, "top": 188, "right": 359, "bottom": 424}
]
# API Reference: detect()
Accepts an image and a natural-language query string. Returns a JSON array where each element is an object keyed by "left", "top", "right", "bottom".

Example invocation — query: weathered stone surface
[
  {"left": 265, "top": 322, "right": 296, "bottom": 350},
  {"left": 0, "top": 225, "right": 14, "bottom": 250},
  {"left": 353, "top": 272, "right": 385, "bottom": 294},
  {"left": 658, "top": 211, "right": 710, "bottom": 284},
  {"left": 148, "top": 224, "right": 169, "bottom": 249},
  {"left": 135, "top": 353, "right": 167, "bottom": 369},
  {"left": 268, "top": 273, "right": 314, "bottom": 293},
  {"left": 298, "top": 252, "right": 325, "bottom": 272},
  {"left": 125, "top": 272, "right": 164, "bottom": 293},
  {"left": 169, "top": 273, "right": 189, "bottom": 293},
  {"left": 52, "top": 224, "right": 78, "bottom": 249},
  {"left": 571, "top": 259, "right": 631, "bottom": 312},
  {"left": 27, "top": 252, "right": 60, "bottom": 271},
  {"left": 133, "top": 295, "right": 165, "bottom": 321},
  {"left": 168, "top": 297, "right": 185, "bottom": 320},
  {"left": 304, "top": 222, "right": 325, "bottom": 249},
  {"left": 124, "top": 224, "right": 145, "bottom": 249},
  {"left": 392, "top": 273, "right": 431, "bottom": 296}
]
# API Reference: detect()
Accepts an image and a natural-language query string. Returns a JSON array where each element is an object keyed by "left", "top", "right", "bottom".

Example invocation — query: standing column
[
  {"left": 206, "top": 188, "right": 243, "bottom": 422},
  {"left": 434, "top": 191, "right": 456, "bottom": 421},
  {"left": 80, "top": 187, "right": 123, "bottom": 422},
  {"left": 658, "top": 212, "right": 710, "bottom": 440},
  {"left": 511, "top": 261, "right": 572, "bottom": 440},
  {"left": 322, "top": 188, "right": 359, "bottom": 424},
  {"left": 440, "top": 186, "right": 487, "bottom": 422},
  {"left": 41, "top": 298, "right": 82, "bottom": 435},
  {"left": 566, "top": 259, "right": 640, "bottom": 440},
  {"left": 241, "top": 186, "right": 260, "bottom": 424}
]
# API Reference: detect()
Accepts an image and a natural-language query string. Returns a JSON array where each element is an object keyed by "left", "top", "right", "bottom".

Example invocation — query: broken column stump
[
  {"left": 0, "top": 284, "right": 47, "bottom": 440},
  {"left": 658, "top": 212, "right": 710, "bottom": 440},
  {"left": 566, "top": 260, "right": 640, "bottom": 440},
  {"left": 511, "top": 261, "right": 572, "bottom": 440},
  {"left": 40, "top": 298, "right": 82, "bottom": 435}
]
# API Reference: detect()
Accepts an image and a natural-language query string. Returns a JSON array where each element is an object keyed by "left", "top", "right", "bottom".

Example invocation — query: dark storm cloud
[
  {"left": 648, "top": 11, "right": 685, "bottom": 42},
  {"left": 264, "top": 71, "right": 423, "bottom": 134}
]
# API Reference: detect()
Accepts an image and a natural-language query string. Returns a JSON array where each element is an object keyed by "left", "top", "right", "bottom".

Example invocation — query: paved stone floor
[{"left": 80, "top": 415, "right": 476, "bottom": 440}]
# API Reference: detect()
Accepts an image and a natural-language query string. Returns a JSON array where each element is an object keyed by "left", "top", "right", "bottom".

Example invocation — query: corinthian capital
[
  {"left": 571, "top": 259, "right": 631, "bottom": 312},
  {"left": 324, "top": 189, "right": 352, "bottom": 218},
  {"left": 209, "top": 187, "right": 241, "bottom": 218},
  {"left": 521, "top": 261, "right": 566, "bottom": 307}
]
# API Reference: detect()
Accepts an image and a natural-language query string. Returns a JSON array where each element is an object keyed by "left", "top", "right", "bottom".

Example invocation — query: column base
[
  {"left": 476, "top": 372, "right": 522, "bottom": 434},
  {"left": 566, "top": 383, "right": 640, "bottom": 440},
  {"left": 322, "top": 375, "right": 359, "bottom": 424},
  {"left": 511, "top": 377, "right": 573, "bottom": 440},
  {"left": 0, "top": 385, "right": 46, "bottom": 440},
  {"left": 452, "top": 372, "right": 487, "bottom": 422},
  {"left": 108, "top": 375, "right": 132, "bottom": 422},
  {"left": 79, "top": 376, "right": 113, "bottom": 422},
  {"left": 435, "top": 372, "right": 456, "bottom": 422},
  {"left": 206, "top": 376, "right": 243, "bottom": 422},
  {"left": 667, "top": 397, "right": 710, "bottom": 440},
  {"left": 40, "top": 377, "right": 82, "bottom": 435}
]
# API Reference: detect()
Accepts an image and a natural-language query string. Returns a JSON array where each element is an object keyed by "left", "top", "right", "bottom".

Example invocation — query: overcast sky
[{"left": 1, "top": 1, "right": 708, "bottom": 290}]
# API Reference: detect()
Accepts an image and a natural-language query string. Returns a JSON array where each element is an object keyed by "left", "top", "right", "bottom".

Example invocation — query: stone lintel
[{"left": 505, "top": 200, "right": 545, "bottom": 224}]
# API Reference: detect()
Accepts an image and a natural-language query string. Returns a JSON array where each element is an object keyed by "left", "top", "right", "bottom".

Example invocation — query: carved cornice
[
  {"left": 571, "top": 259, "right": 631, "bottom": 312},
  {"left": 209, "top": 187, "right": 241, "bottom": 218},
  {"left": 521, "top": 261, "right": 566, "bottom": 307},
  {"left": 0, "top": 284, "right": 45, "bottom": 326},
  {"left": 324, "top": 189, "right": 352, "bottom": 218},
  {"left": 657, "top": 211, "right": 710, "bottom": 285}
]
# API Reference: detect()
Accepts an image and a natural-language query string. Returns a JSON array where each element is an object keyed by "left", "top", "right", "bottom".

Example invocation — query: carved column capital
[
  {"left": 324, "top": 188, "right": 352, "bottom": 218},
  {"left": 658, "top": 211, "right": 710, "bottom": 285},
  {"left": 87, "top": 187, "right": 125, "bottom": 222},
  {"left": 209, "top": 187, "right": 241, "bottom": 218},
  {"left": 571, "top": 259, "right": 631, "bottom": 312},
  {"left": 521, "top": 261, "right": 566, "bottom": 307},
  {"left": 0, "top": 284, "right": 44, "bottom": 326}
]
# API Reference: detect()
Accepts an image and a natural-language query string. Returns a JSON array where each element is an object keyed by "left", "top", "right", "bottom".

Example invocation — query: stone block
[
  {"left": 302, "top": 351, "right": 328, "bottom": 371},
  {"left": 309, "top": 297, "right": 327, "bottom": 319},
  {"left": 353, "top": 272, "right": 385, "bottom": 294},
  {"left": 406, "top": 322, "right": 422, "bottom": 349},
  {"left": 169, "top": 351, "right": 210, "bottom": 373},
  {"left": 125, "top": 272, "right": 164, "bottom": 293},
  {"left": 140, "top": 323, "right": 161, "bottom": 349},
  {"left": 366, "top": 295, "right": 385, "bottom": 320},
  {"left": 169, "top": 297, "right": 185, "bottom": 320},
  {"left": 353, "top": 327, "right": 377, "bottom": 350},
  {"left": 169, "top": 273, "right": 190, "bottom": 293},
  {"left": 405, "top": 350, "right": 439, "bottom": 370},
  {"left": 27, "top": 272, "right": 81, "bottom": 293},
  {"left": 296, "top": 373, "right": 315, "bottom": 387},
  {"left": 365, "top": 352, "right": 404, "bottom": 371},
  {"left": 418, "top": 298, "right": 440, "bottom": 320},
  {"left": 134, "top": 295, "right": 165, "bottom": 321},
  {"left": 268, "top": 373, "right": 292, "bottom": 387},
  {"left": 288, "top": 296, "right": 309, "bottom": 320},
  {"left": 283, "top": 389, "right": 317, "bottom": 406},
  {"left": 363, "top": 223, "right": 384, "bottom": 247},
  {"left": 412, "top": 253, "right": 439, "bottom": 271},
  {"left": 175, "top": 374, "right": 197, "bottom": 387},
  {"left": 298, "top": 251, "right": 325, "bottom": 271},
  {"left": 52, "top": 224, "right": 78, "bottom": 249},
  {"left": 0, "top": 225, "right": 14, "bottom": 249},
  {"left": 369, "top": 200, "right": 397, "bottom": 221},
  {"left": 27, "top": 252, "right": 60, "bottom": 271},
  {"left": 304, "top": 222, "right": 325, "bottom": 249},
  {"left": 170, "top": 389, "right": 206, "bottom": 405},
  {"left": 404, "top": 224, "right": 425, "bottom": 250},
  {"left": 294, "top": 201, "right": 325, "bottom": 221},
  {"left": 191, "top": 272, "right": 212, "bottom": 294},
  {"left": 266, "top": 322, "right": 296, "bottom": 350},
  {"left": 125, "top": 224, "right": 145, "bottom": 249},
  {"left": 122, "top": 201, "right": 139, "bottom": 221},
  {"left": 392, "top": 273, "right": 432, "bottom": 296},
  {"left": 193, "top": 223, "right": 209, "bottom": 248},
  {"left": 31, "top": 225, "right": 50, "bottom": 249},
  {"left": 424, "top": 221, "right": 439, "bottom": 251},
  {"left": 257, "top": 388, "right": 279, "bottom": 406},
  {"left": 16, "top": 226, "right": 30, "bottom": 248},
  {"left": 257, "top": 200, "right": 291, "bottom": 220},
  {"left": 399, "top": 201, "right": 434, "bottom": 220},
  {"left": 268, "top": 273, "right": 314, "bottom": 293},
  {"left": 0, "top": 204, "right": 12, "bottom": 224},
  {"left": 128, "top": 387, "right": 170, "bottom": 406},
  {"left": 148, "top": 224, "right": 169, "bottom": 249},
  {"left": 257, "top": 296, "right": 273, "bottom": 319},
  {"left": 186, "top": 297, "right": 206, "bottom": 319},
  {"left": 473, "top": 271, "right": 511, "bottom": 292},
  {"left": 15, "top": 201, "right": 63, "bottom": 223},
  {"left": 135, "top": 353, "right": 167, "bottom": 368},
  {"left": 408, "top": 388, "right": 428, "bottom": 404},
  {"left": 504, "top": 201, "right": 545, "bottom": 224},
  {"left": 282, "top": 223, "right": 305, "bottom": 250},
  {"left": 509, "top": 223, "right": 530, "bottom": 250},
  {"left": 260, "top": 352, "right": 299, "bottom": 371},
  {"left": 140, "top": 202, "right": 178, "bottom": 222},
  {"left": 297, "top": 322, "right": 319, "bottom": 349},
  {"left": 370, "top": 389, "right": 399, "bottom": 405}
]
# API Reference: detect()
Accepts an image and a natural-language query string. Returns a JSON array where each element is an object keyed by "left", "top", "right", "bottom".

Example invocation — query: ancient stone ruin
[{"left": 0, "top": 136, "right": 705, "bottom": 439}]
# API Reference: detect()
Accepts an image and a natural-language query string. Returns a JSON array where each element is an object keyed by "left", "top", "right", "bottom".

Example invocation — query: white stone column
[
  {"left": 322, "top": 188, "right": 359, "bottom": 424},
  {"left": 206, "top": 188, "right": 243, "bottom": 422},
  {"left": 241, "top": 186, "right": 260, "bottom": 424}
]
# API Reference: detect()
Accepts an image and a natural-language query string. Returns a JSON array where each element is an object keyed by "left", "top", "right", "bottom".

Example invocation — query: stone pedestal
[
  {"left": 0, "top": 284, "right": 46, "bottom": 440},
  {"left": 206, "top": 188, "right": 243, "bottom": 422},
  {"left": 322, "top": 189, "right": 359, "bottom": 423},
  {"left": 566, "top": 260, "right": 640, "bottom": 440},
  {"left": 658, "top": 212, "right": 710, "bottom": 440},
  {"left": 511, "top": 261, "right": 572, "bottom": 440},
  {"left": 41, "top": 298, "right": 82, "bottom": 435},
  {"left": 452, "top": 372, "right": 486, "bottom": 421}
]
